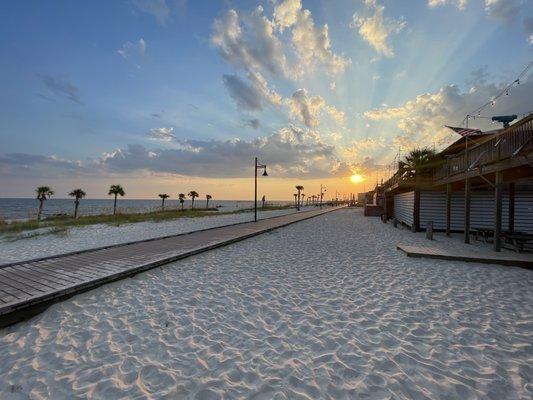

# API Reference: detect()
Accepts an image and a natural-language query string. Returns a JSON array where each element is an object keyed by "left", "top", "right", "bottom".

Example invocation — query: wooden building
[{"left": 382, "top": 114, "right": 533, "bottom": 251}]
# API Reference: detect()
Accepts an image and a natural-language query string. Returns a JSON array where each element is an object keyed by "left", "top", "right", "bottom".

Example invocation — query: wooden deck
[
  {"left": 397, "top": 244, "right": 533, "bottom": 269},
  {"left": 0, "top": 207, "right": 343, "bottom": 326}
]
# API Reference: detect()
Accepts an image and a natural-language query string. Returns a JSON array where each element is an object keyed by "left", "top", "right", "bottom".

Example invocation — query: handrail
[{"left": 435, "top": 114, "right": 533, "bottom": 180}]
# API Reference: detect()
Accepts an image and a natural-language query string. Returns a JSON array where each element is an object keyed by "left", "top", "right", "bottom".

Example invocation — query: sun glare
[{"left": 350, "top": 174, "right": 364, "bottom": 184}]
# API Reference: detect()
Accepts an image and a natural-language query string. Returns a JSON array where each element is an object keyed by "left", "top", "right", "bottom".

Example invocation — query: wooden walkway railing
[
  {"left": 435, "top": 114, "right": 533, "bottom": 180},
  {"left": 0, "top": 206, "right": 344, "bottom": 327}
]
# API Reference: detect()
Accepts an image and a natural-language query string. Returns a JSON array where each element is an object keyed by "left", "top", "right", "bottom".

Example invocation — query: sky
[{"left": 0, "top": 0, "right": 532, "bottom": 200}]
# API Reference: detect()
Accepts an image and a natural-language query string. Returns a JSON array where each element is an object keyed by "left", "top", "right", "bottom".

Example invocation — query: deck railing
[{"left": 435, "top": 114, "right": 533, "bottom": 181}]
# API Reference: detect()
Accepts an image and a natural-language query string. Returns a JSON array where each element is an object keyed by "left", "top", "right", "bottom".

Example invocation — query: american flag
[{"left": 445, "top": 126, "right": 483, "bottom": 136}]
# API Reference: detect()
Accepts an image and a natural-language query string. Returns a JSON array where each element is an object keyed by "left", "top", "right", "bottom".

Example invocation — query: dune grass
[{"left": 0, "top": 204, "right": 295, "bottom": 236}]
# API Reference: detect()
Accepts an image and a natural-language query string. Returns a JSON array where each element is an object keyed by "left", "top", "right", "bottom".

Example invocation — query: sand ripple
[{"left": 0, "top": 209, "right": 532, "bottom": 399}]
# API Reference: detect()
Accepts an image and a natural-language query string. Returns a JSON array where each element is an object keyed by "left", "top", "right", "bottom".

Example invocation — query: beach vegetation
[
  {"left": 108, "top": 184, "right": 125, "bottom": 215},
  {"left": 205, "top": 194, "right": 212, "bottom": 209},
  {"left": 68, "top": 189, "right": 86, "bottom": 219},
  {"left": 188, "top": 191, "right": 199, "bottom": 209},
  {"left": 178, "top": 193, "right": 186, "bottom": 210},
  {"left": 36, "top": 186, "right": 54, "bottom": 221},
  {"left": 158, "top": 193, "right": 170, "bottom": 211}
]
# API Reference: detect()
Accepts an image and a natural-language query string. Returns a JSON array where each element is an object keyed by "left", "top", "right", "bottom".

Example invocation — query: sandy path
[
  {"left": 0, "top": 208, "right": 531, "bottom": 399},
  {"left": 0, "top": 208, "right": 304, "bottom": 264}
]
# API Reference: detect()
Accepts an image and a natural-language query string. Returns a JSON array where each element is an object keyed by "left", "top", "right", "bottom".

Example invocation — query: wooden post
[
  {"left": 494, "top": 171, "right": 503, "bottom": 252},
  {"left": 464, "top": 178, "right": 471, "bottom": 243},
  {"left": 426, "top": 221, "right": 434, "bottom": 240},
  {"left": 382, "top": 192, "right": 387, "bottom": 223},
  {"left": 412, "top": 190, "right": 420, "bottom": 232},
  {"left": 508, "top": 182, "right": 515, "bottom": 233},
  {"left": 446, "top": 183, "right": 452, "bottom": 237}
]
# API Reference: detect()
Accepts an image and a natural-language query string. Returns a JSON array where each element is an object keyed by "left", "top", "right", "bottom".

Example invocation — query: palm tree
[
  {"left": 301, "top": 194, "right": 305, "bottom": 208},
  {"left": 158, "top": 193, "right": 169, "bottom": 211},
  {"left": 403, "top": 147, "right": 440, "bottom": 179},
  {"left": 205, "top": 194, "right": 212, "bottom": 209},
  {"left": 295, "top": 185, "right": 304, "bottom": 211},
  {"left": 293, "top": 193, "right": 298, "bottom": 208},
  {"left": 36, "top": 186, "right": 54, "bottom": 221},
  {"left": 178, "top": 193, "right": 186, "bottom": 210},
  {"left": 188, "top": 191, "right": 199, "bottom": 209},
  {"left": 68, "top": 188, "right": 86, "bottom": 219},
  {"left": 108, "top": 184, "right": 125, "bottom": 215},
  {"left": 261, "top": 195, "right": 266, "bottom": 209}
]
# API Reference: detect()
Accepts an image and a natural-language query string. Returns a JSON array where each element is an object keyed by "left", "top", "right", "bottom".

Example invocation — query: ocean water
[{"left": 0, "top": 198, "right": 286, "bottom": 221}]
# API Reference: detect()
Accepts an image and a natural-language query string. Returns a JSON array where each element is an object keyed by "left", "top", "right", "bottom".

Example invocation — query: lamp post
[
  {"left": 320, "top": 184, "right": 326, "bottom": 209},
  {"left": 254, "top": 157, "right": 268, "bottom": 222}
]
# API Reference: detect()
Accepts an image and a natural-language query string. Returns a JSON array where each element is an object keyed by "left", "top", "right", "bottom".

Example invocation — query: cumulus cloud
[
  {"left": 351, "top": 0, "right": 406, "bottom": 58},
  {"left": 324, "top": 105, "right": 346, "bottom": 125},
  {"left": 38, "top": 74, "right": 81, "bottom": 104},
  {"left": 148, "top": 127, "right": 175, "bottom": 141},
  {"left": 427, "top": 0, "right": 468, "bottom": 10},
  {"left": 364, "top": 76, "right": 533, "bottom": 149},
  {"left": 222, "top": 72, "right": 282, "bottom": 111},
  {"left": 1, "top": 125, "right": 355, "bottom": 179},
  {"left": 99, "top": 126, "right": 345, "bottom": 178},
  {"left": 118, "top": 38, "right": 146, "bottom": 58},
  {"left": 211, "top": 7, "right": 289, "bottom": 78},
  {"left": 273, "top": 0, "right": 350, "bottom": 76},
  {"left": 212, "top": 1, "right": 349, "bottom": 79},
  {"left": 132, "top": 0, "right": 171, "bottom": 25},
  {"left": 484, "top": 0, "right": 523, "bottom": 24},
  {"left": 289, "top": 89, "right": 325, "bottom": 128}
]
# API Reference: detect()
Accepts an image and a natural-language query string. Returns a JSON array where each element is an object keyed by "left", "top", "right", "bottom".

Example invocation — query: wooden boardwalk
[
  {"left": 0, "top": 207, "right": 343, "bottom": 326},
  {"left": 397, "top": 244, "right": 533, "bottom": 269}
]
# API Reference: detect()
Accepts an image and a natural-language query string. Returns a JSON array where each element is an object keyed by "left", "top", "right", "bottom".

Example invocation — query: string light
[{"left": 460, "top": 60, "right": 532, "bottom": 126}]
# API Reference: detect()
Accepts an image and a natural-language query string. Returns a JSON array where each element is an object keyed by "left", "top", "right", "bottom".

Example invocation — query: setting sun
[{"left": 350, "top": 174, "right": 365, "bottom": 184}]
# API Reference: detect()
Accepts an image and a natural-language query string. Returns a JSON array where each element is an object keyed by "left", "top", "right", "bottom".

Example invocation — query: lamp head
[{"left": 262, "top": 168, "right": 268, "bottom": 176}]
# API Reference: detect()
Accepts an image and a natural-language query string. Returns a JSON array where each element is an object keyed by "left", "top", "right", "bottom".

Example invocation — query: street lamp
[
  {"left": 254, "top": 157, "right": 268, "bottom": 222},
  {"left": 320, "top": 184, "right": 326, "bottom": 209}
]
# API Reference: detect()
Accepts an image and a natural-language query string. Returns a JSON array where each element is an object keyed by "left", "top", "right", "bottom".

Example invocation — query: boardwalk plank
[{"left": 0, "top": 207, "right": 343, "bottom": 325}]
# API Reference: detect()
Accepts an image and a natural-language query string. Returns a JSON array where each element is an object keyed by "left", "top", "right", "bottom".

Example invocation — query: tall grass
[{"left": 0, "top": 204, "right": 293, "bottom": 235}]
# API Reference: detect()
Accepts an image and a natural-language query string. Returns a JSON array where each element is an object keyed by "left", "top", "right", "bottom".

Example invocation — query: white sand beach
[
  {"left": 0, "top": 208, "right": 304, "bottom": 264},
  {"left": 0, "top": 208, "right": 532, "bottom": 399}
]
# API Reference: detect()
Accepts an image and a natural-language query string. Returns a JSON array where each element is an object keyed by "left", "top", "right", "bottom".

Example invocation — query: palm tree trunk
[
  {"left": 191, "top": 198, "right": 195, "bottom": 209},
  {"left": 74, "top": 200, "right": 79, "bottom": 219},
  {"left": 206, "top": 198, "right": 209, "bottom": 209},
  {"left": 37, "top": 199, "right": 44, "bottom": 221},
  {"left": 161, "top": 199, "right": 165, "bottom": 211},
  {"left": 181, "top": 202, "right": 184, "bottom": 210},
  {"left": 113, "top": 194, "right": 117, "bottom": 215}
]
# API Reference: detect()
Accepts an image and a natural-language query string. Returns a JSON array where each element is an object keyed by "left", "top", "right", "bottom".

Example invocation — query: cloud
[
  {"left": 242, "top": 118, "right": 261, "bottom": 129},
  {"left": 273, "top": 0, "right": 350, "bottom": 76},
  {"left": 132, "top": 0, "right": 170, "bottom": 25},
  {"left": 0, "top": 153, "right": 85, "bottom": 178},
  {"left": 484, "top": 0, "right": 523, "bottom": 24},
  {"left": 363, "top": 76, "right": 533, "bottom": 149},
  {"left": 222, "top": 72, "right": 282, "bottom": 111},
  {"left": 211, "top": 7, "right": 289, "bottom": 78},
  {"left": 98, "top": 126, "right": 347, "bottom": 178},
  {"left": 148, "top": 127, "right": 175, "bottom": 141},
  {"left": 212, "top": 2, "right": 349, "bottom": 79},
  {"left": 38, "top": 74, "right": 81, "bottom": 104},
  {"left": 289, "top": 88, "right": 325, "bottom": 128},
  {"left": 324, "top": 105, "right": 346, "bottom": 125},
  {"left": 351, "top": 0, "right": 406, "bottom": 58},
  {"left": 427, "top": 0, "right": 468, "bottom": 10},
  {"left": 118, "top": 38, "right": 146, "bottom": 58}
]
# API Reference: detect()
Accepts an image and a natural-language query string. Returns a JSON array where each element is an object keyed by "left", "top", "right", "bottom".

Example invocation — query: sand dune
[{"left": 0, "top": 209, "right": 532, "bottom": 399}]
